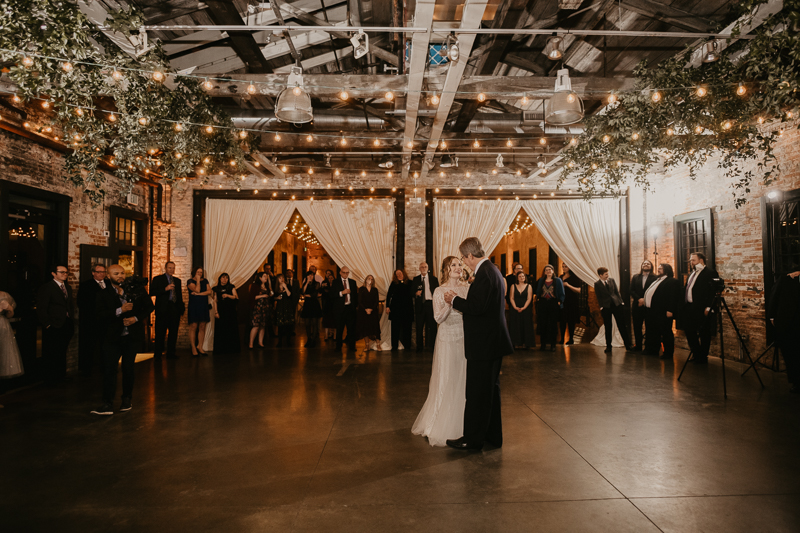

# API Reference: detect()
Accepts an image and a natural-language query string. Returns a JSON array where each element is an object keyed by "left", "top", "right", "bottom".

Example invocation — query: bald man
[
  {"left": 91, "top": 265, "right": 154, "bottom": 416},
  {"left": 412, "top": 262, "right": 439, "bottom": 351}
]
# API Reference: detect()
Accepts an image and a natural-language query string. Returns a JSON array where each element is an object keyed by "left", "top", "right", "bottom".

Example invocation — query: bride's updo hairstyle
[{"left": 440, "top": 255, "right": 460, "bottom": 285}]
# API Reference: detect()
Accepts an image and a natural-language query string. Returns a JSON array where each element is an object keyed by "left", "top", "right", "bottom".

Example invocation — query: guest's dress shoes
[
  {"left": 445, "top": 437, "right": 483, "bottom": 451},
  {"left": 91, "top": 404, "right": 113, "bottom": 416},
  {"left": 120, "top": 398, "right": 132, "bottom": 412}
]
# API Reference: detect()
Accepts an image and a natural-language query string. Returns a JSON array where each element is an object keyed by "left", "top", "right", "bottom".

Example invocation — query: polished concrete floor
[{"left": 3, "top": 336, "right": 800, "bottom": 532}]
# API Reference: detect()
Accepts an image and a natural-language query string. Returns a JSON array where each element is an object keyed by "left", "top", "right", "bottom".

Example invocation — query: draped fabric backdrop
[
  {"left": 203, "top": 199, "right": 296, "bottom": 350},
  {"left": 297, "top": 200, "right": 400, "bottom": 350}
]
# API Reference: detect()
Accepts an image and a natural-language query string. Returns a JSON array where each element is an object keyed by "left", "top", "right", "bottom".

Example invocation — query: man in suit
[
  {"left": 412, "top": 262, "right": 439, "bottom": 351},
  {"left": 594, "top": 267, "right": 632, "bottom": 352},
  {"left": 331, "top": 266, "right": 358, "bottom": 350},
  {"left": 679, "top": 252, "right": 720, "bottom": 365},
  {"left": 444, "top": 237, "right": 514, "bottom": 451},
  {"left": 285, "top": 269, "right": 302, "bottom": 336},
  {"left": 767, "top": 266, "right": 800, "bottom": 393},
  {"left": 630, "top": 260, "right": 656, "bottom": 352},
  {"left": 149, "top": 261, "right": 184, "bottom": 359},
  {"left": 77, "top": 263, "right": 109, "bottom": 375},
  {"left": 91, "top": 264, "right": 155, "bottom": 415},
  {"left": 37, "top": 264, "right": 75, "bottom": 385},
  {"left": 505, "top": 263, "right": 524, "bottom": 304}
]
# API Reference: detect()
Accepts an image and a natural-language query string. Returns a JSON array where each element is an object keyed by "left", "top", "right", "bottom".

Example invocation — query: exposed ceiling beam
[
  {"left": 244, "top": 161, "right": 273, "bottom": 181},
  {"left": 501, "top": 52, "right": 546, "bottom": 75},
  {"left": 419, "top": 0, "right": 491, "bottom": 182},
  {"left": 252, "top": 152, "right": 286, "bottom": 178},
  {"left": 617, "top": 0, "right": 713, "bottom": 33},
  {"left": 204, "top": 0, "right": 273, "bottom": 73},
  {"left": 143, "top": 1, "right": 209, "bottom": 25}
]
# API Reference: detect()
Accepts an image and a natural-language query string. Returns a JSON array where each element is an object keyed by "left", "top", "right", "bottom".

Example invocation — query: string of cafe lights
[{"left": 284, "top": 213, "right": 320, "bottom": 246}]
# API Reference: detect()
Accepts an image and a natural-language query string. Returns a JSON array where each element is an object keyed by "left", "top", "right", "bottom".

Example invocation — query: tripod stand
[
  {"left": 742, "top": 342, "right": 781, "bottom": 377},
  {"left": 677, "top": 292, "right": 764, "bottom": 398}
]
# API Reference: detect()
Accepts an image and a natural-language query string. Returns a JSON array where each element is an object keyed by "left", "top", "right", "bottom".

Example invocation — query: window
[
  {"left": 673, "top": 208, "right": 715, "bottom": 284},
  {"left": 500, "top": 253, "right": 507, "bottom": 274},
  {"left": 293, "top": 254, "right": 299, "bottom": 273},
  {"left": 548, "top": 246, "right": 559, "bottom": 270},
  {"left": 529, "top": 247, "right": 537, "bottom": 278},
  {"left": 513, "top": 250, "right": 520, "bottom": 264},
  {"left": 115, "top": 216, "right": 140, "bottom": 246},
  {"left": 281, "top": 252, "right": 288, "bottom": 273},
  {"left": 267, "top": 250, "right": 275, "bottom": 269},
  {"left": 763, "top": 188, "right": 800, "bottom": 299},
  {"left": 110, "top": 207, "right": 147, "bottom": 277}
]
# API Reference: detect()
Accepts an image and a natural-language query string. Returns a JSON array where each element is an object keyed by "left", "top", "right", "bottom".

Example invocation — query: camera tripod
[{"left": 677, "top": 292, "right": 764, "bottom": 398}]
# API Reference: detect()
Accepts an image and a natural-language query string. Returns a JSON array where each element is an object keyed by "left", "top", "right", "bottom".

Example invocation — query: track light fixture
[
  {"left": 350, "top": 30, "right": 369, "bottom": 59},
  {"left": 440, "top": 154, "right": 458, "bottom": 168},
  {"left": 446, "top": 33, "right": 460, "bottom": 62},
  {"left": 378, "top": 155, "right": 394, "bottom": 169},
  {"left": 544, "top": 34, "right": 563, "bottom": 61},
  {"left": 701, "top": 40, "right": 720, "bottom": 63}
]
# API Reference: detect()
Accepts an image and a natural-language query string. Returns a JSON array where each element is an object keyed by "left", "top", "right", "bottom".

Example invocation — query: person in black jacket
[
  {"left": 37, "top": 264, "right": 75, "bottom": 385},
  {"left": 77, "top": 263, "right": 108, "bottom": 375},
  {"left": 412, "top": 262, "right": 439, "bottom": 351},
  {"left": 767, "top": 267, "right": 800, "bottom": 393},
  {"left": 630, "top": 260, "right": 655, "bottom": 352},
  {"left": 386, "top": 269, "right": 414, "bottom": 351},
  {"left": 593, "top": 267, "right": 632, "bottom": 352},
  {"left": 90, "top": 265, "right": 154, "bottom": 415},
  {"left": 642, "top": 263, "right": 682, "bottom": 359},
  {"left": 331, "top": 266, "right": 358, "bottom": 350},
  {"left": 444, "top": 237, "right": 514, "bottom": 451},
  {"left": 678, "top": 252, "right": 720, "bottom": 365},
  {"left": 149, "top": 261, "right": 185, "bottom": 359}
]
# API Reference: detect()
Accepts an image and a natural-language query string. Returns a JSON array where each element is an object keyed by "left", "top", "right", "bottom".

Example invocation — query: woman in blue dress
[{"left": 187, "top": 266, "right": 212, "bottom": 356}]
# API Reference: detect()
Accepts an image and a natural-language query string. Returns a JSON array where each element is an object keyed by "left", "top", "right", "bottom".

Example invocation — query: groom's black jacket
[{"left": 452, "top": 260, "right": 514, "bottom": 361}]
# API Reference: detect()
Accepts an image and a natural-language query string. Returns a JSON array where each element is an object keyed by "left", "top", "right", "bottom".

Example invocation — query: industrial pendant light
[
  {"left": 275, "top": 65, "right": 313, "bottom": 124},
  {"left": 701, "top": 40, "right": 720, "bottom": 63},
  {"left": 545, "top": 69, "right": 584, "bottom": 125},
  {"left": 544, "top": 34, "right": 563, "bottom": 61}
]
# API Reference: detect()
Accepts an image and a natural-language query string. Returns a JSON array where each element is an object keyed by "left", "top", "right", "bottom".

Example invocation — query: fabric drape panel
[
  {"left": 520, "top": 200, "right": 624, "bottom": 346},
  {"left": 297, "top": 200, "right": 400, "bottom": 350},
  {"left": 202, "top": 199, "right": 295, "bottom": 350},
  {"left": 434, "top": 200, "right": 521, "bottom": 275}
]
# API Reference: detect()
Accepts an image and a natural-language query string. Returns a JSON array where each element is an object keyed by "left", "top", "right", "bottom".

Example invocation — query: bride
[{"left": 412, "top": 256, "right": 470, "bottom": 446}]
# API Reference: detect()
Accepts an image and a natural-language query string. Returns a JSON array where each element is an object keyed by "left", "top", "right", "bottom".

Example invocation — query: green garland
[
  {"left": 560, "top": 0, "right": 800, "bottom": 207},
  {"left": 0, "top": 0, "right": 248, "bottom": 203}
]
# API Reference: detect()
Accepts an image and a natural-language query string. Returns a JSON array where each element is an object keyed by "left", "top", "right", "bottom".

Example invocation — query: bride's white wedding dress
[{"left": 411, "top": 283, "right": 469, "bottom": 446}]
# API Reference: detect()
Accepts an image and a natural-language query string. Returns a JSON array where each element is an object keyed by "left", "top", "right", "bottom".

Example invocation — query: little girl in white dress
[{"left": 0, "top": 291, "right": 25, "bottom": 379}]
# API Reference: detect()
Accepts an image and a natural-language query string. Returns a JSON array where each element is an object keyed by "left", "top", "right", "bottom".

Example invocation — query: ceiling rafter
[{"left": 204, "top": 0, "right": 273, "bottom": 73}]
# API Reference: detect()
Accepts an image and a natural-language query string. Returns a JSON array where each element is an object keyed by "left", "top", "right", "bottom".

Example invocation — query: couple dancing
[{"left": 412, "top": 237, "right": 514, "bottom": 451}]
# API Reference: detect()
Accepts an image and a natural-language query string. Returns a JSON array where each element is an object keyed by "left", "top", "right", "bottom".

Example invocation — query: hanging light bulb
[
  {"left": 736, "top": 84, "right": 747, "bottom": 96},
  {"left": 608, "top": 93, "right": 618, "bottom": 104},
  {"left": 695, "top": 125, "right": 704, "bottom": 134},
  {"left": 473, "top": 139, "right": 480, "bottom": 148},
  {"left": 407, "top": 141, "right": 413, "bottom": 149},
  {"left": 374, "top": 138, "right": 380, "bottom": 146},
  {"left": 340, "top": 136, "right": 347, "bottom": 146},
  {"left": 696, "top": 87, "right": 707, "bottom": 97},
  {"left": 306, "top": 134, "right": 313, "bottom": 142},
  {"left": 521, "top": 95, "right": 529, "bottom": 105},
  {"left": 174, "top": 122, "right": 182, "bottom": 131},
  {"left": 570, "top": 137, "right": 578, "bottom": 146},
  {"left": 205, "top": 125, "right": 214, "bottom": 134},
  {"left": 61, "top": 61, "right": 73, "bottom": 72},
  {"left": 11, "top": 95, "right": 21, "bottom": 104},
  {"left": 651, "top": 91, "right": 662, "bottom": 103},
  {"left": 112, "top": 69, "right": 123, "bottom": 81},
  {"left": 247, "top": 82, "right": 257, "bottom": 95},
  {"left": 42, "top": 100, "right": 50, "bottom": 109},
  {"left": 666, "top": 128, "right": 674, "bottom": 136},
  {"left": 602, "top": 134, "right": 611, "bottom": 143},
  {"left": 339, "top": 89, "right": 349, "bottom": 100},
  {"left": 506, "top": 139, "right": 513, "bottom": 147},
  {"left": 138, "top": 117, "right": 148, "bottom": 126},
  {"left": 152, "top": 70, "right": 165, "bottom": 82},
  {"left": 757, "top": 116, "right": 764, "bottom": 124},
  {"left": 385, "top": 91, "right": 394, "bottom": 101},
  {"left": 430, "top": 92, "right": 440, "bottom": 105},
  {"left": 203, "top": 78, "right": 213, "bottom": 91},
  {"left": 477, "top": 93, "right": 486, "bottom": 102},
  {"left": 723, "top": 121, "right": 732, "bottom": 130},
  {"left": 21, "top": 56, "right": 34, "bottom": 67},
  {"left": 308, "top": 168, "right": 314, "bottom": 174},
  {"left": 281, "top": 165, "right": 288, "bottom": 172},
  {"left": 334, "top": 169, "right": 340, "bottom": 176},
  {"left": 274, "top": 133, "right": 281, "bottom": 141},
  {"left": 540, "top": 137, "right": 547, "bottom": 145},
  {"left": 440, "top": 140, "right": 447, "bottom": 149},
  {"left": 239, "top": 130, "right": 248, "bottom": 139},
  {"left": 361, "top": 171, "right": 367, "bottom": 177}
]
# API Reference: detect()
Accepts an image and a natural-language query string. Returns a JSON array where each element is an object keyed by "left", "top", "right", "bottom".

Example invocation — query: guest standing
[
  {"left": 678, "top": 252, "right": 719, "bottom": 365},
  {"left": 386, "top": 269, "right": 413, "bottom": 351},
  {"left": 535, "top": 265, "right": 564, "bottom": 351},
  {"left": 300, "top": 271, "right": 322, "bottom": 348},
  {"left": 274, "top": 273, "right": 296, "bottom": 347},
  {"left": 630, "top": 260, "right": 656, "bottom": 352},
  {"left": 37, "top": 264, "right": 74, "bottom": 385},
  {"left": 187, "top": 267, "right": 211, "bottom": 356},
  {"left": 261, "top": 265, "right": 277, "bottom": 338},
  {"left": 506, "top": 263, "right": 524, "bottom": 305},
  {"left": 642, "top": 264, "right": 682, "bottom": 359},
  {"left": 248, "top": 272, "right": 272, "bottom": 349},
  {"left": 767, "top": 267, "right": 800, "bottom": 393},
  {"left": 0, "top": 291, "right": 24, "bottom": 379},
  {"left": 150, "top": 261, "right": 184, "bottom": 360},
  {"left": 594, "top": 267, "right": 633, "bottom": 352},
  {"left": 331, "top": 267, "right": 358, "bottom": 350},
  {"left": 559, "top": 263, "right": 583, "bottom": 345},
  {"left": 509, "top": 271, "right": 535, "bottom": 349},
  {"left": 90, "top": 264, "right": 154, "bottom": 415},
  {"left": 284, "top": 269, "right": 301, "bottom": 337},
  {"left": 357, "top": 275, "right": 382, "bottom": 351},
  {"left": 412, "top": 262, "right": 439, "bottom": 352},
  {"left": 320, "top": 270, "right": 337, "bottom": 341},
  {"left": 77, "top": 263, "right": 108, "bottom": 375},
  {"left": 212, "top": 273, "right": 240, "bottom": 354}
]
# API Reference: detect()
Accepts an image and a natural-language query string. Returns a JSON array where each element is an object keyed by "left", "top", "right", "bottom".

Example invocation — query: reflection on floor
[{"left": 3, "top": 337, "right": 800, "bottom": 532}]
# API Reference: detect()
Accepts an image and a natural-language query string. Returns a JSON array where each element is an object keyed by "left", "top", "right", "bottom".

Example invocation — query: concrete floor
[{"left": 2, "top": 338, "right": 800, "bottom": 532}]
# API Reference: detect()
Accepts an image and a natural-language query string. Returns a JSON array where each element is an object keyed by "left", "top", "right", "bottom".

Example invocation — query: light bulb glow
[
  {"left": 631, "top": 132, "right": 639, "bottom": 141},
  {"left": 274, "top": 133, "right": 281, "bottom": 141},
  {"left": 608, "top": 93, "right": 617, "bottom": 104},
  {"left": 696, "top": 87, "right": 707, "bottom": 97},
  {"left": 152, "top": 71, "right": 165, "bottom": 82},
  {"left": 521, "top": 95, "right": 529, "bottom": 105},
  {"left": 473, "top": 139, "right": 480, "bottom": 148},
  {"left": 174, "top": 123, "right": 182, "bottom": 131},
  {"left": 737, "top": 84, "right": 747, "bottom": 96},
  {"left": 306, "top": 134, "right": 313, "bottom": 142},
  {"left": 22, "top": 56, "right": 33, "bottom": 67},
  {"left": 293, "top": 85, "right": 302, "bottom": 96},
  {"left": 478, "top": 93, "right": 486, "bottom": 102},
  {"left": 385, "top": 91, "right": 394, "bottom": 101},
  {"left": 203, "top": 78, "right": 213, "bottom": 90},
  {"left": 61, "top": 62, "right": 72, "bottom": 72},
  {"left": 666, "top": 128, "right": 674, "bottom": 136},
  {"left": 506, "top": 139, "right": 513, "bottom": 147},
  {"left": 339, "top": 90, "right": 349, "bottom": 100},
  {"left": 539, "top": 137, "right": 547, "bottom": 145},
  {"left": 651, "top": 91, "right": 661, "bottom": 102},
  {"left": 247, "top": 82, "right": 257, "bottom": 95},
  {"left": 695, "top": 125, "right": 703, "bottom": 134},
  {"left": 431, "top": 92, "right": 439, "bottom": 105},
  {"left": 602, "top": 135, "right": 610, "bottom": 143},
  {"left": 138, "top": 117, "right": 148, "bottom": 126},
  {"left": 373, "top": 138, "right": 380, "bottom": 146},
  {"left": 205, "top": 125, "right": 213, "bottom": 134},
  {"left": 239, "top": 130, "right": 248, "bottom": 138}
]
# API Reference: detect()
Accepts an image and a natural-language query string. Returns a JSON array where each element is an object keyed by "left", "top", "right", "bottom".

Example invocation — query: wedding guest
[
  {"left": 90, "top": 264, "right": 153, "bottom": 415},
  {"left": 630, "top": 260, "right": 656, "bottom": 352},
  {"left": 0, "top": 291, "right": 24, "bottom": 379},
  {"left": 506, "top": 263, "right": 524, "bottom": 304},
  {"left": 594, "top": 267, "right": 633, "bottom": 353},
  {"left": 767, "top": 266, "right": 800, "bottom": 393},
  {"left": 509, "top": 271, "right": 535, "bottom": 349},
  {"left": 559, "top": 263, "right": 583, "bottom": 345},
  {"left": 320, "top": 270, "right": 337, "bottom": 341},
  {"left": 37, "top": 264, "right": 74, "bottom": 385},
  {"left": 300, "top": 271, "right": 322, "bottom": 348},
  {"left": 412, "top": 262, "right": 439, "bottom": 351},
  {"left": 274, "top": 273, "right": 296, "bottom": 347},
  {"left": 77, "top": 263, "right": 108, "bottom": 375},
  {"left": 212, "top": 273, "right": 240, "bottom": 354},
  {"left": 187, "top": 267, "right": 211, "bottom": 356},
  {"left": 332, "top": 267, "right": 358, "bottom": 350},
  {"left": 679, "top": 252, "right": 719, "bottom": 365},
  {"left": 248, "top": 272, "right": 272, "bottom": 349},
  {"left": 284, "top": 269, "right": 301, "bottom": 337},
  {"left": 309, "top": 264, "right": 324, "bottom": 283},
  {"left": 643, "top": 263, "right": 682, "bottom": 359},
  {"left": 386, "top": 268, "right": 414, "bottom": 350},
  {"left": 357, "top": 275, "right": 382, "bottom": 351},
  {"left": 150, "top": 261, "right": 184, "bottom": 360},
  {"left": 262, "top": 265, "right": 277, "bottom": 337},
  {"left": 535, "top": 265, "right": 564, "bottom": 351}
]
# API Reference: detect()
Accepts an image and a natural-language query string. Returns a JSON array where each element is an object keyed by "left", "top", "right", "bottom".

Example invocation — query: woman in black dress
[
  {"left": 643, "top": 263, "right": 682, "bottom": 359},
  {"left": 509, "top": 271, "right": 536, "bottom": 349},
  {"left": 357, "top": 275, "right": 382, "bottom": 351},
  {"left": 248, "top": 272, "right": 272, "bottom": 349},
  {"left": 212, "top": 273, "right": 240, "bottom": 354},
  {"left": 187, "top": 266, "right": 212, "bottom": 356},
  {"left": 386, "top": 269, "right": 413, "bottom": 350},
  {"left": 274, "top": 273, "right": 295, "bottom": 347},
  {"left": 320, "top": 270, "right": 337, "bottom": 341},
  {"left": 559, "top": 263, "right": 583, "bottom": 345},
  {"left": 535, "top": 265, "right": 565, "bottom": 352},
  {"left": 300, "top": 271, "right": 322, "bottom": 347}
]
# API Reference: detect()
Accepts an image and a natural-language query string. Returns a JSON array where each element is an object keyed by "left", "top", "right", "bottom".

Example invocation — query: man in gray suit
[{"left": 594, "top": 267, "right": 632, "bottom": 352}]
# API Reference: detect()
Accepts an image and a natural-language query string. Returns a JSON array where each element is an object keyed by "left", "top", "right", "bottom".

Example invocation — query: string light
[
  {"left": 61, "top": 61, "right": 72, "bottom": 72},
  {"left": 247, "top": 82, "right": 257, "bottom": 95},
  {"left": 174, "top": 122, "right": 182, "bottom": 131},
  {"left": 407, "top": 141, "right": 413, "bottom": 149},
  {"left": 239, "top": 130, "right": 248, "bottom": 139},
  {"left": 11, "top": 95, "right": 21, "bottom": 104},
  {"left": 334, "top": 169, "right": 340, "bottom": 176},
  {"left": 152, "top": 71, "right": 165, "bottom": 82},
  {"left": 477, "top": 93, "right": 486, "bottom": 102},
  {"left": 516, "top": 169, "right": 521, "bottom": 175},
  {"left": 385, "top": 91, "right": 394, "bottom": 101},
  {"left": 205, "top": 125, "right": 214, "bottom": 134},
  {"left": 281, "top": 165, "right": 288, "bottom": 172},
  {"left": 758, "top": 117, "right": 764, "bottom": 124},
  {"left": 666, "top": 128, "right": 674, "bottom": 136},
  {"left": 539, "top": 138, "right": 547, "bottom": 145},
  {"left": 736, "top": 84, "right": 747, "bottom": 96},
  {"left": 254, "top": 161, "right": 260, "bottom": 167},
  {"left": 204, "top": 157, "right": 210, "bottom": 164},
  {"left": 723, "top": 121, "right": 732, "bottom": 130},
  {"left": 339, "top": 89, "right": 349, "bottom": 100},
  {"left": 695, "top": 125, "right": 704, "bottom": 134},
  {"left": 340, "top": 136, "right": 347, "bottom": 146},
  {"left": 602, "top": 135, "right": 610, "bottom": 143},
  {"left": 696, "top": 87, "right": 707, "bottom": 97},
  {"left": 651, "top": 91, "right": 661, "bottom": 103},
  {"left": 361, "top": 171, "right": 366, "bottom": 177},
  {"left": 430, "top": 92, "right": 440, "bottom": 105},
  {"left": 306, "top": 134, "right": 313, "bottom": 142},
  {"left": 570, "top": 138, "right": 577, "bottom": 146},
  {"left": 492, "top": 169, "right": 498, "bottom": 175},
  {"left": 631, "top": 132, "right": 639, "bottom": 141},
  {"left": 440, "top": 140, "right": 447, "bottom": 149},
  {"left": 521, "top": 95, "right": 529, "bottom": 105},
  {"left": 203, "top": 78, "right": 213, "bottom": 91},
  {"left": 42, "top": 101, "right": 50, "bottom": 109},
  {"left": 138, "top": 117, "right": 148, "bottom": 126},
  {"left": 373, "top": 138, "right": 380, "bottom": 146},
  {"left": 506, "top": 139, "right": 513, "bottom": 147},
  {"left": 22, "top": 56, "right": 33, "bottom": 67},
  {"left": 608, "top": 93, "right": 617, "bottom": 104},
  {"left": 274, "top": 133, "right": 281, "bottom": 141},
  {"left": 308, "top": 168, "right": 314, "bottom": 174},
  {"left": 473, "top": 139, "right": 480, "bottom": 148}
]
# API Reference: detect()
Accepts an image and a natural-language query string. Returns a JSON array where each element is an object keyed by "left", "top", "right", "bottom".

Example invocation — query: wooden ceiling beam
[
  {"left": 252, "top": 152, "right": 287, "bottom": 178},
  {"left": 204, "top": 0, "right": 273, "bottom": 73},
  {"left": 617, "top": 0, "right": 713, "bottom": 33}
]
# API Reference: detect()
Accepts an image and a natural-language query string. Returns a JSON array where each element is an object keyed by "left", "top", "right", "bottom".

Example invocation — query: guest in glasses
[
  {"left": 150, "top": 262, "right": 185, "bottom": 360},
  {"left": 37, "top": 264, "right": 75, "bottom": 385}
]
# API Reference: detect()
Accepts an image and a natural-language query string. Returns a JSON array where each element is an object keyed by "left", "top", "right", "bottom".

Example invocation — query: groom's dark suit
[{"left": 451, "top": 259, "right": 514, "bottom": 448}]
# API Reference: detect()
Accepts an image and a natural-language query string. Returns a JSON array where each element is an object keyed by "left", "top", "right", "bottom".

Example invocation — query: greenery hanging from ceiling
[
  {"left": 560, "top": 0, "right": 800, "bottom": 207},
  {"left": 0, "top": 0, "right": 248, "bottom": 203}
]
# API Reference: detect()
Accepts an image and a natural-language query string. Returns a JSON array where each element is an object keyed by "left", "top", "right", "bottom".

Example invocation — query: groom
[{"left": 444, "top": 237, "right": 514, "bottom": 450}]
